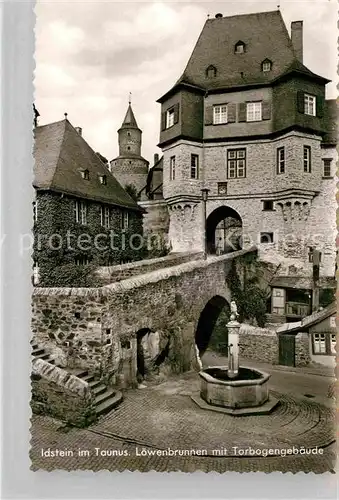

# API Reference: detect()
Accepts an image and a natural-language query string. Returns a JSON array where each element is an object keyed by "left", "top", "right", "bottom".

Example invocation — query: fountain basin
[{"left": 200, "top": 366, "right": 270, "bottom": 409}]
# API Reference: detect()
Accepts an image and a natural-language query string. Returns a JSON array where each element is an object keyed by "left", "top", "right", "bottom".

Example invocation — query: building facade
[
  {"left": 33, "top": 118, "right": 144, "bottom": 285},
  {"left": 156, "top": 10, "right": 337, "bottom": 321}
]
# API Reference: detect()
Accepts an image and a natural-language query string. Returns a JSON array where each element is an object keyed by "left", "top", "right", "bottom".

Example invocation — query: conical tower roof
[{"left": 119, "top": 104, "right": 140, "bottom": 130}]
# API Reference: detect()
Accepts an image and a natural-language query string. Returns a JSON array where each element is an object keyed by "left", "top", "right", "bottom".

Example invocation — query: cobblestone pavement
[{"left": 30, "top": 370, "right": 336, "bottom": 473}]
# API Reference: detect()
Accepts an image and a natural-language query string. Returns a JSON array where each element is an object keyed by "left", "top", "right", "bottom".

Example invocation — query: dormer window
[
  {"left": 206, "top": 65, "right": 217, "bottom": 78},
  {"left": 235, "top": 41, "right": 245, "bottom": 54},
  {"left": 262, "top": 59, "right": 272, "bottom": 72},
  {"left": 99, "top": 174, "right": 107, "bottom": 185},
  {"left": 81, "top": 169, "right": 90, "bottom": 180}
]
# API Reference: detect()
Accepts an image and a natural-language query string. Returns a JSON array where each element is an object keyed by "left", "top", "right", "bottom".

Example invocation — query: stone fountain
[{"left": 192, "top": 301, "right": 279, "bottom": 416}]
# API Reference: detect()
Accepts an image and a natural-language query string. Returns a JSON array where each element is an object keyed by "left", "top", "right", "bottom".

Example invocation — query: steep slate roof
[
  {"left": 119, "top": 104, "right": 139, "bottom": 130},
  {"left": 276, "top": 301, "right": 336, "bottom": 334},
  {"left": 159, "top": 10, "right": 328, "bottom": 100},
  {"left": 33, "top": 119, "right": 142, "bottom": 211},
  {"left": 323, "top": 99, "right": 338, "bottom": 145}
]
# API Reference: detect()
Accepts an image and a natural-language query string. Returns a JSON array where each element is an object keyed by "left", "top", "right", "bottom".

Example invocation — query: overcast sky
[{"left": 35, "top": 0, "right": 337, "bottom": 165}]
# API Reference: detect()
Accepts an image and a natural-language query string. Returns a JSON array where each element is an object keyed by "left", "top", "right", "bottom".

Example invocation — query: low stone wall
[
  {"left": 295, "top": 332, "right": 311, "bottom": 366},
  {"left": 239, "top": 324, "right": 279, "bottom": 364},
  {"left": 31, "top": 358, "right": 96, "bottom": 426},
  {"left": 97, "top": 252, "right": 203, "bottom": 283}
]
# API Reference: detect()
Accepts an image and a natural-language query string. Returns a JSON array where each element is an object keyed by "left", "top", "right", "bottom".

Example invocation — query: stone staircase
[
  {"left": 31, "top": 342, "right": 123, "bottom": 418},
  {"left": 31, "top": 342, "right": 56, "bottom": 365},
  {"left": 74, "top": 369, "right": 123, "bottom": 417}
]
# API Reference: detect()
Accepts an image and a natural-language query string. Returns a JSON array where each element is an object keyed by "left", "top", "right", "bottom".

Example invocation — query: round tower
[{"left": 110, "top": 99, "right": 149, "bottom": 200}]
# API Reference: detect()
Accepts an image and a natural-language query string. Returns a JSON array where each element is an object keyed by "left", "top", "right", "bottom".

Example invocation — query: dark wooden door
[{"left": 279, "top": 334, "right": 295, "bottom": 367}]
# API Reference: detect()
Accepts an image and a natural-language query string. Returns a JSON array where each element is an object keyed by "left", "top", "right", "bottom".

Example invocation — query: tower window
[
  {"left": 170, "top": 156, "right": 176, "bottom": 180},
  {"left": 303, "top": 146, "right": 311, "bottom": 173},
  {"left": 262, "top": 200, "right": 274, "bottom": 211},
  {"left": 323, "top": 158, "right": 332, "bottom": 178},
  {"left": 304, "top": 94, "right": 316, "bottom": 116},
  {"left": 262, "top": 59, "right": 272, "bottom": 72},
  {"left": 246, "top": 102, "right": 262, "bottom": 122},
  {"left": 213, "top": 104, "right": 228, "bottom": 124},
  {"left": 190, "top": 154, "right": 199, "bottom": 179},
  {"left": 127, "top": 146, "right": 131, "bottom": 151},
  {"left": 235, "top": 41, "right": 245, "bottom": 53},
  {"left": 166, "top": 108, "right": 175, "bottom": 128},
  {"left": 277, "top": 147, "right": 285, "bottom": 174},
  {"left": 227, "top": 149, "right": 246, "bottom": 178},
  {"left": 206, "top": 65, "right": 217, "bottom": 78}
]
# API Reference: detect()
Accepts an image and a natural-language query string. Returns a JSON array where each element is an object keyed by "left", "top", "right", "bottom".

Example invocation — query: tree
[{"left": 124, "top": 183, "right": 139, "bottom": 201}]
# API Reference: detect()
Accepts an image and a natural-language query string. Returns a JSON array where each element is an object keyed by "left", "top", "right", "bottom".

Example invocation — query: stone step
[
  {"left": 92, "top": 384, "right": 106, "bottom": 396},
  {"left": 94, "top": 388, "right": 116, "bottom": 406},
  {"left": 88, "top": 379, "right": 101, "bottom": 390},
  {"left": 95, "top": 391, "right": 123, "bottom": 417},
  {"left": 83, "top": 374, "right": 95, "bottom": 383},
  {"left": 35, "top": 353, "right": 50, "bottom": 361},
  {"left": 75, "top": 370, "right": 88, "bottom": 378},
  {"left": 32, "top": 348, "right": 45, "bottom": 356}
]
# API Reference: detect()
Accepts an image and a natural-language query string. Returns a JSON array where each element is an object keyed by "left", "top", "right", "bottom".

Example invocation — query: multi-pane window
[
  {"left": 75, "top": 200, "right": 87, "bottom": 224},
  {"left": 277, "top": 147, "right": 285, "bottom": 174},
  {"left": 303, "top": 146, "right": 311, "bottom": 173},
  {"left": 33, "top": 200, "right": 37, "bottom": 222},
  {"left": 312, "top": 332, "right": 336, "bottom": 355},
  {"left": 213, "top": 104, "right": 228, "bottom": 124},
  {"left": 262, "top": 61, "right": 271, "bottom": 72},
  {"left": 121, "top": 210, "right": 129, "bottom": 230},
  {"left": 246, "top": 102, "right": 262, "bottom": 122},
  {"left": 166, "top": 108, "right": 175, "bottom": 128},
  {"left": 227, "top": 149, "right": 246, "bottom": 178},
  {"left": 323, "top": 159, "right": 332, "bottom": 178},
  {"left": 101, "top": 206, "right": 110, "bottom": 228},
  {"left": 75, "top": 256, "right": 91, "bottom": 266},
  {"left": 313, "top": 333, "right": 326, "bottom": 354},
  {"left": 190, "top": 154, "right": 199, "bottom": 179},
  {"left": 170, "top": 156, "right": 176, "bottom": 180},
  {"left": 304, "top": 94, "right": 316, "bottom": 116}
]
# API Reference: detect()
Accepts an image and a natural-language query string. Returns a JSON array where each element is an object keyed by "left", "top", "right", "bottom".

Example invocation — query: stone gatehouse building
[{"left": 155, "top": 9, "right": 337, "bottom": 322}]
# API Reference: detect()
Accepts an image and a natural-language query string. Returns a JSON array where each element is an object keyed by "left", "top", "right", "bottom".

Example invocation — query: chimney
[
  {"left": 291, "top": 21, "right": 303, "bottom": 63},
  {"left": 154, "top": 153, "right": 159, "bottom": 165},
  {"left": 75, "top": 127, "right": 82, "bottom": 136}
]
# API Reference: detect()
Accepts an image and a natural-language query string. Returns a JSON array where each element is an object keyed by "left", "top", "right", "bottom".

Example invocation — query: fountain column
[{"left": 227, "top": 301, "right": 240, "bottom": 379}]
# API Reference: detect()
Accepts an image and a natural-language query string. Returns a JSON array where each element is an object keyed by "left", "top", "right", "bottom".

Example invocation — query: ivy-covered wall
[{"left": 33, "top": 191, "right": 144, "bottom": 286}]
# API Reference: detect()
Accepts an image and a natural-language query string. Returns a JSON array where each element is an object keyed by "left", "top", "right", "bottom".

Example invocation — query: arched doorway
[
  {"left": 195, "top": 296, "right": 230, "bottom": 357},
  {"left": 206, "top": 206, "right": 242, "bottom": 255}
]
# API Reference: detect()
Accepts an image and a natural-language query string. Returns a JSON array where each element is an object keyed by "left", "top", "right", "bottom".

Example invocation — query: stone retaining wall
[
  {"left": 239, "top": 324, "right": 279, "bottom": 364},
  {"left": 96, "top": 252, "right": 203, "bottom": 283},
  {"left": 31, "top": 358, "right": 96, "bottom": 426}
]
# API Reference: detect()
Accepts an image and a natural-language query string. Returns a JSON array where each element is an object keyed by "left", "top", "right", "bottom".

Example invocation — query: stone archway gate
[{"left": 32, "top": 247, "right": 257, "bottom": 387}]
